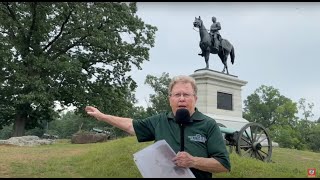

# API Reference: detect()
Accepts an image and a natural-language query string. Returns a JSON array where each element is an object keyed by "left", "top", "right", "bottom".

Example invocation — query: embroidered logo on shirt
[{"left": 188, "top": 134, "right": 207, "bottom": 143}]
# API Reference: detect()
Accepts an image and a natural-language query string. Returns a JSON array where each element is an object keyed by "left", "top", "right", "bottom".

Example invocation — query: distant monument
[{"left": 193, "top": 16, "right": 235, "bottom": 75}]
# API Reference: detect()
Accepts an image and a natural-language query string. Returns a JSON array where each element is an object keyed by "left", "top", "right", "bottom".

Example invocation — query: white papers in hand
[{"left": 133, "top": 140, "right": 195, "bottom": 178}]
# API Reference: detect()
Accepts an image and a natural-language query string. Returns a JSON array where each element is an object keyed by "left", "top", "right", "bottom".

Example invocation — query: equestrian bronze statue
[{"left": 193, "top": 16, "right": 235, "bottom": 74}]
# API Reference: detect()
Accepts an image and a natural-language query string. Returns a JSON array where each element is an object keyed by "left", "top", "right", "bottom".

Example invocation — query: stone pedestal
[
  {"left": 190, "top": 69, "right": 248, "bottom": 130},
  {"left": 190, "top": 69, "right": 279, "bottom": 146}
]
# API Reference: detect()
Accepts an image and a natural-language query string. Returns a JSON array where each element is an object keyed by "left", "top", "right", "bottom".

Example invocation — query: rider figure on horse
[{"left": 209, "top": 16, "right": 221, "bottom": 52}]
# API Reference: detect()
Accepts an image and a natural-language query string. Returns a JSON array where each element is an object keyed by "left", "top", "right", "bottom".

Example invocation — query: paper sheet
[{"left": 133, "top": 140, "right": 195, "bottom": 178}]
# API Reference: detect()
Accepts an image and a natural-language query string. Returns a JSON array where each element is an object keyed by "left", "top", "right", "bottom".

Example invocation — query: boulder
[{"left": 71, "top": 132, "right": 108, "bottom": 144}]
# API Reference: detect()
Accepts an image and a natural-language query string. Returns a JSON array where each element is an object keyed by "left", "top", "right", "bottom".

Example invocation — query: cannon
[
  {"left": 91, "top": 127, "right": 116, "bottom": 140},
  {"left": 42, "top": 133, "right": 59, "bottom": 139},
  {"left": 218, "top": 122, "right": 273, "bottom": 162}
]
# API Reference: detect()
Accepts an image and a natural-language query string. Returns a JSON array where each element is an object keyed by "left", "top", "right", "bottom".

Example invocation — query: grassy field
[{"left": 0, "top": 136, "right": 319, "bottom": 178}]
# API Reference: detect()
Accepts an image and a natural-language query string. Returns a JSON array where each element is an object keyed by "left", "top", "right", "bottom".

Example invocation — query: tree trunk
[{"left": 12, "top": 114, "right": 26, "bottom": 137}]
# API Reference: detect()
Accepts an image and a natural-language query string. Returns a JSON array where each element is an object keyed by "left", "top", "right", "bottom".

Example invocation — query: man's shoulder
[
  {"left": 201, "top": 113, "right": 216, "bottom": 122},
  {"left": 134, "top": 112, "right": 168, "bottom": 121},
  {"left": 148, "top": 111, "right": 173, "bottom": 120},
  {"left": 195, "top": 110, "right": 216, "bottom": 121}
]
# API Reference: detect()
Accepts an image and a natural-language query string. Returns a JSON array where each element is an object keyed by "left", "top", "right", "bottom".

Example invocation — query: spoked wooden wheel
[{"left": 236, "top": 122, "right": 272, "bottom": 162}]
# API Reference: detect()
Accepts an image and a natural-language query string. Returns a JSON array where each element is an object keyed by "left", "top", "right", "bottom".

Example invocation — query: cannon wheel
[{"left": 235, "top": 122, "right": 272, "bottom": 162}]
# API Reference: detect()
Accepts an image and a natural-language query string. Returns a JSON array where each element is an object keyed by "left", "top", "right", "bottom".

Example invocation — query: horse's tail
[{"left": 230, "top": 46, "right": 235, "bottom": 64}]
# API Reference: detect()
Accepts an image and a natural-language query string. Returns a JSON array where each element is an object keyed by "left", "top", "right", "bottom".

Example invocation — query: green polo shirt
[{"left": 132, "top": 108, "right": 231, "bottom": 178}]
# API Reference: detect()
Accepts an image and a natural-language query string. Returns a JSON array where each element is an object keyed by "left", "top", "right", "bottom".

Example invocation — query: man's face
[{"left": 169, "top": 82, "right": 197, "bottom": 116}]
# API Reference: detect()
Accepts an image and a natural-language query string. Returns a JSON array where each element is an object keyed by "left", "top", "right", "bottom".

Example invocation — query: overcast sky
[{"left": 128, "top": 2, "right": 320, "bottom": 120}]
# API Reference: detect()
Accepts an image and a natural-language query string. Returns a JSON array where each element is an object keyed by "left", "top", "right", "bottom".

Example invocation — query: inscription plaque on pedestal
[{"left": 217, "top": 92, "right": 233, "bottom": 111}]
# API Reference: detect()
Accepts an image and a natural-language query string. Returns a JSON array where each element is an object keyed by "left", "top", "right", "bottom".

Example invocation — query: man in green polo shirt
[{"left": 85, "top": 75, "right": 231, "bottom": 178}]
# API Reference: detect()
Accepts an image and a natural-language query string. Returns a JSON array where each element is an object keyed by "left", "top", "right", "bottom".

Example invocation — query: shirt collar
[{"left": 167, "top": 108, "right": 205, "bottom": 122}]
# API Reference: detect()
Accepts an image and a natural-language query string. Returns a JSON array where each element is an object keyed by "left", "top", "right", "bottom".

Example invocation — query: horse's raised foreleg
[{"left": 198, "top": 43, "right": 204, "bottom": 57}]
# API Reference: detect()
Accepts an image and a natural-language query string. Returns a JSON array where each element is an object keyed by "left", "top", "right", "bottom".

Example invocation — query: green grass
[{"left": 0, "top": 136, "right": 319, "bottom": 178}]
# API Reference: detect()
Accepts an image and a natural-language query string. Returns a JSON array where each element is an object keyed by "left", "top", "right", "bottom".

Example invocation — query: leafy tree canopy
[
  {"left": 144, "top": 72, "right": 172, "bottom": 116},
  {"left": 0, "top": 2, "right": 157, "bottom": 136},
  {"left": 243, "top": 85, "right": 298, "bottom": 129}
]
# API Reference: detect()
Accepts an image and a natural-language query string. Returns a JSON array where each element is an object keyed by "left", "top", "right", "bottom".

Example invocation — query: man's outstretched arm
[{"left": 85, "top": 106, "right": 135, "bottom": 135}]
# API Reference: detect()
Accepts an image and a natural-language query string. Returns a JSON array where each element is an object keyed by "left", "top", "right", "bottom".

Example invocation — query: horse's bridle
[{"left": 194, "top": 20, "right": 208, "bottom": 32}]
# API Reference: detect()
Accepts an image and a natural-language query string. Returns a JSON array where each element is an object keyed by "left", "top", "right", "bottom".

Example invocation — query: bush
[
  {"left": 0, "top": 124, "right": 13, "bottom": 140},
  {"left": 25, "top": 127, "right": 45, "bottom": 137}
]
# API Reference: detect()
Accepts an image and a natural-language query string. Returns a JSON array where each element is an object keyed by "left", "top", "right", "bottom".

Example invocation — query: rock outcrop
[{"left": 0, "top": 136, "right": 55, "bottom": 146}]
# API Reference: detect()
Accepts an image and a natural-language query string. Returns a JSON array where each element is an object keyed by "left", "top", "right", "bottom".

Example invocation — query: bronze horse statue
[{"left": 193, "top": 16, "right": 235, "bottom": 74}]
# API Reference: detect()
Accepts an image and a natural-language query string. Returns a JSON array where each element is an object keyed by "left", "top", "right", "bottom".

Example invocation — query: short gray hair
[{"left": 168, "top": 75, "right": 197, "bottom": 95}]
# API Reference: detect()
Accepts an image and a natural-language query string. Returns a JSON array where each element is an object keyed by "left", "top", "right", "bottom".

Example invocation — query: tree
[
  {"left": 298, "top": 98, "right": 314, "bottom": 121},
  {"left": 272, "top": 124, "right": 306, "bottom": 150},
  {"left": 49, "top": 111, "right": 121, "bottom": 139},
  {"left": 144, "top": 72, "right": 172, "bottom": 116},
  {"left": 296, "top": 98, "right": 319, "bottom": 151},
  {"left": 0, "top": 2, "right": 157, "bottom": 136},
  {"left": 243, "top": 85, "right": 298, "bottom": 129},
  {"left": 306, "top": 123, "right": 320, "bottom": 152}
]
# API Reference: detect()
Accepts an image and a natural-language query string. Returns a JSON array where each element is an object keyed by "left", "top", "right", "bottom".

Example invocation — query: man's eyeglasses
[{"left": 170, "top": 93, "right": 195, "bottom": 99}]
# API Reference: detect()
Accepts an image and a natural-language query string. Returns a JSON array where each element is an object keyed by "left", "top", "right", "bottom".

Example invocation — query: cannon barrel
[
  {"left": 219, "top": 126, "right": 237, "bottom": 134},
  {"left": 219, "top": 126, "right": 251, "bottom": 139}
]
